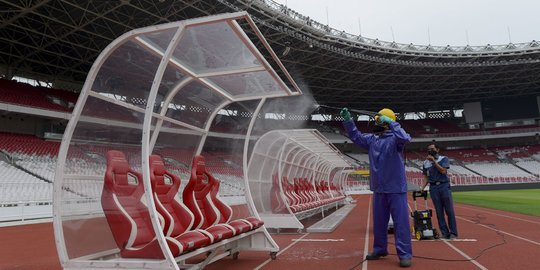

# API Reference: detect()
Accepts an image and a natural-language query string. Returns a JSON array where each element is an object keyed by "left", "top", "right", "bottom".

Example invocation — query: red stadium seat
[
  {"left": 182, "top": 155, "right": 235, "bottom": 241},
  {"left": 209, "top": 176, "right": 264, "bottom": 231},
  {"left": 271, "top": 174, "right": 288, "bottom": 213},
  {"left": 282, "top": 177, "right": 303, "bottom": 212},
  {"left": 280, "top": 177, "right": 299, "bottom": 212},
  {"left": 303, "top": 178, "right": 323, "bottom": 207},
  {"left": 295, "top": 178, "right": 317, "bottom": 210},
  {"left": 101, "top": 150, "right": 182, "bottom": 258},
  {"left": 149, "top": 155, "right": 213, "bottom": 253}
]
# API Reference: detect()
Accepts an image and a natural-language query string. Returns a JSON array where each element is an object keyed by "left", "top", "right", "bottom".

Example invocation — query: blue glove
[
  {"left": 378, "top": 115, "right": 394, "bottom": 124},
  {"left": 340, "top": 108, "right": 352, "bottom": 122}
]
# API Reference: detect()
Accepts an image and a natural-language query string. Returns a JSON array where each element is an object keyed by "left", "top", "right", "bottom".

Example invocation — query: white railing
[
  {"left": 408, "top": 175, "right": 540, "bottom": 187},
  {"left": 0, "top": 202, "right": 52, "bottom": 222},
  {"left": 416, "top": 127, "right": 540, "bottom": 138},
  {"left": 345, "top": 180, "right": 370, "bottom": 192}
]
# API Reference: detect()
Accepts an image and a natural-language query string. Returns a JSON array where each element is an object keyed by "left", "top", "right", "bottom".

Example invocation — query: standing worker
[
  {"left": 341, "top": 107, "right": 412, "bottom": 268},
  {"left": 420, "top": 144, "right": 458, "bottom": 240}
]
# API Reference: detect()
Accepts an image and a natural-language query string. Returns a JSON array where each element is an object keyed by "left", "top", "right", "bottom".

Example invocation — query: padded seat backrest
[
  {"left": 282, "top": 177, "right": 298, "bottom": 205},
  {"left": 301, "top": 179, "right": 313, "bottom": 200},
  {"left": 149, "top": 155, "right": 194, "bottom": 237},
  {"left": 294, "top": 178, "right": 307, "bottom": 203},
  {"left": 101, "top": 150, "right": 156, "bottom": 252},
  {"left": 210, "top": 179, "right": 233, "bottom": 223},
  {"left": 271, "top": 174, "right": 287, "bottom": 212},
  {"left": 182, "top": 155, "right": 219, "bottom": 229}
]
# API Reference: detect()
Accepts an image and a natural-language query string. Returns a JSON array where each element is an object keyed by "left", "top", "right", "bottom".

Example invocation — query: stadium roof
[{"left": 1, "top": 0, "right": 540, "bottom": 113}]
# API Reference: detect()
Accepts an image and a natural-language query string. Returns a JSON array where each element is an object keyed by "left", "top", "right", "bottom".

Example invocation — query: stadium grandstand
[{"left": 0, "top": 1, "right": 540, "bottom": 270}]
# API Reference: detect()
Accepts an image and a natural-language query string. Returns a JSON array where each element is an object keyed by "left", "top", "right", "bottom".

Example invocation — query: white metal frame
[
  {"left": 53, "top": 11, "right": 300, "bottom": 270},
  {"left": 247, "top": 129, "right": 353, "bottom": 229}
]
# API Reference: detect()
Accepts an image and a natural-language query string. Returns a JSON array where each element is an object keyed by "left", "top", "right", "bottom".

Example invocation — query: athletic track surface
[{"left": 1, "top": 194, "right": 539, "bottom": 270}]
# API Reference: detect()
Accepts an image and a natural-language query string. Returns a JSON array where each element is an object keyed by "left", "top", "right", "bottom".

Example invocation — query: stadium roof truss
[{"left": 2, "top": 0, "right": 540, "bottom": 113}]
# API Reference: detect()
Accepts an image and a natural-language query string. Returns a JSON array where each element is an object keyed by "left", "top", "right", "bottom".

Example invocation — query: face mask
[
  {"left": 428, "top": 150, "right": 438, "bottom": 156},
  {"left": 373, "top": 125, "right": 386, "bottom": 134}
]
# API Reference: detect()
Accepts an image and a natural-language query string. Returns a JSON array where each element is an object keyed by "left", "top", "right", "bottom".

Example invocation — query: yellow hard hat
[{"left": 378, "top": 108, "right": 396, "bottom": 122}]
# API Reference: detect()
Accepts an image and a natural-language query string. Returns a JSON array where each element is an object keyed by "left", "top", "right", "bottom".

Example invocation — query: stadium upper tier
[
  {"left": 2, "top": 0, "right": 540, "bottom": 112},
  {"left": 0, "top": 79, "right": 77, "bottom": 112},
  {"left": 1, "top": 78, "right": 539, "bottom": 138},
  {"left": 309, "top": 119, "right": 540, "bottom": 138}
]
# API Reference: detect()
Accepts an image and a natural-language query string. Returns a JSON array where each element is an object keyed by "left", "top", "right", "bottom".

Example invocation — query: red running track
[{"left": 1, "top": 194, "right": 540, "bottom": 270}]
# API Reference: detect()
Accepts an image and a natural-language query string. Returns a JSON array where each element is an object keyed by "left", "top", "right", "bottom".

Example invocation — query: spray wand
[{"left": 314, "top": 104, "right": 378, "bottom": 118}]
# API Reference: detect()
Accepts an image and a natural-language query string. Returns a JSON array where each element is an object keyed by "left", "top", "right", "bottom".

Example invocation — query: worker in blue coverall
[
  {"left": 341, "top": 107, "right": 412, "bottom": 268},
  {"left": 420, "top": 143, "right": 458, "bottom": 239}
]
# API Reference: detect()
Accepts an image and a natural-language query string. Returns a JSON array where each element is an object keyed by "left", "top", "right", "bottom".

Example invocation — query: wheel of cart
[
  {"left": 387, "top": 216, "right": 394, "bottom": 234},
  {"left": 410, "top": 191, "right": 438, "bottom": 240}
]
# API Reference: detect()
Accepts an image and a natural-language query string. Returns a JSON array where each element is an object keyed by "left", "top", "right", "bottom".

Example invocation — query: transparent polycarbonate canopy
[
  {"left": 247, "top": 129, "right": 352, "bottom": 229},
  {"left": 53, "top": 11, "right": 300, "bottom": 270}
]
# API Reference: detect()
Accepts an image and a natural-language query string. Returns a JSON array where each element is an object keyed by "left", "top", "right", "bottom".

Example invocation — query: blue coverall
[
  {"left": 422, "top": 155, "right": 458, "bottom": 238},
  {"left": 344, "top": 120, "right": 412, "bottom": 259}
]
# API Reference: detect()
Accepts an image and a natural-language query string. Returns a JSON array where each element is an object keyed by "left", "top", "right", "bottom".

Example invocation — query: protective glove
[
  {"left": 378, "top": 115, "right": 394, "bottom": 124},
  {"left": 340, "top": 108, "right": 352, "bottom": 122}
]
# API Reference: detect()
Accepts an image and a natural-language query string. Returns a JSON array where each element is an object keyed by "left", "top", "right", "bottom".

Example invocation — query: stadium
[{"left": 0, "top": 1, "right": 539, "bottom": 270}]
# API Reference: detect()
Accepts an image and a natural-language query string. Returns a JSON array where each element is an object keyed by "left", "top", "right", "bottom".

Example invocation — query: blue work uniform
[
  {"left": 343, "top": 120, "right": 412, "bottom": 259},
  {"left": 422, "top": 155, "right": 458, "bottom": 238}
]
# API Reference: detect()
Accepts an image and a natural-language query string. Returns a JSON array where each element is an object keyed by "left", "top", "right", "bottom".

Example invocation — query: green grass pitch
[{"left": 452, "top": 189, "right": 540, "bottom": 217}]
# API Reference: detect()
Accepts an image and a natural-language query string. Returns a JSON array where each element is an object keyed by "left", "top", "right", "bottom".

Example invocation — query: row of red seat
[
  {"left": 271, "top": 175, "right": 345, "bottom": 213},
  {"left": 0, "top": 132, "right": 60, "bottom": 156},
  {"left": 443, "top": 148, "right": 499, "bottom": 163},
  {"left": 102, "top": 151, "right": 264, "bottom": 259},
  {"left": 0, "top": 79, "right": 75, "bottom": 112},
  {"left": 406, "top": 171, "right": 424, "bottom": 179}
]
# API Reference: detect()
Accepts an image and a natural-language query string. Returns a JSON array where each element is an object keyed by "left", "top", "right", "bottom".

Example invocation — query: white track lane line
[
  {"left": 455, "top": 204, "right": 540, "bottom": 226},
  {"left": 443, "top": 240, "right": 488, "bottom": 270},
  {"left": 291, "top": 238, "right": 345, "bottom": 242},
  {"left": 409, "top": 195, "right": 488, "bottom": 269},
  {"left": 412, "top": 238, "right": 477, "bottom": 242},
  {"left": 457, "top": 216, "right": 540, "bottom": 246},
  {"left": 362, "top": 195, "right": 372, "bottom": 270},
  {"left": 254, "top": 232, "right": 310, "bottom": 270}
]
